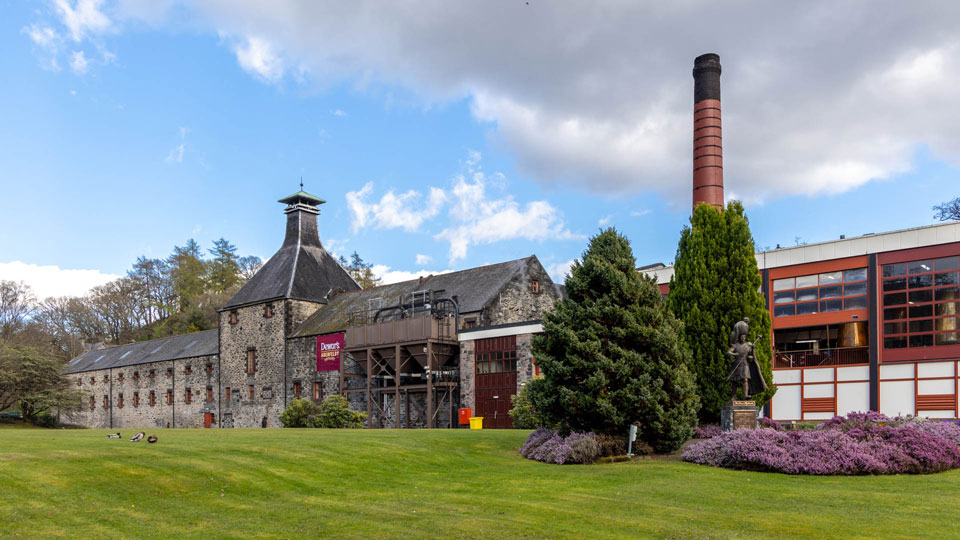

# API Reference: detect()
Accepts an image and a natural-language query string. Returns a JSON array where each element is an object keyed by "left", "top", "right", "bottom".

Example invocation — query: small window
[
  {"left": 133, "top": 371, "right": 140, "bottom": 380},
  {"left": 103, "top": 395, "right": 109, "bottom": 409},
  {"left": 264, "top": 304, "right": 274, "bottom": 318},
  {"left": 293, "top": 381, "right": 302, "bottom": 395},
  {"left": 246, "top": 349, "right": 257, "bottom": 374},
  {"left": 90, "top": 377, "right": 95, "bottom": 384},
  {"left": 464, "top": 318, "right": 477, "bottom": 329},
  {"left": 530, "top": 280, "right": 540, "bottom": 294},
  {"left": 166, "top": 389, "right": 173, "bottom": 405},
  {"left": 206, "top": 387, "right": 213, "bottom": 403},
  {"left": 90, "top": 396, "right": 95, "bottom": 410},
  {"left": 149, "top": 369, "right": 155, "bottom": 379},
  {"left": 185, "top": 388, "right": 192, "bottom": 404},
  {"left": 225, "top": 387, "right": 231, "bottom": 401},
  {"left": 133, "top": 392, "right": 139, "bottom": 407},
  {"left": 77, "top": 378, "right": 82, "bottom": 387},
  {"left": 103, "top": 374, "right": 109, "bottom": 383},
  {"left": 185, "top": 365, "right": 192, "bottom": 375},
  {"left": 249, "top": 385, "right": 254, "bottom": 400},
  {"left": 313, "top": 382, "right": 322, "bottom": 401},
  {"left": 205, "top": 363, "right": 213, "bottom": 373},
  {"left": 118, "top": 373, "right": 124, "bottom": 382},
  {"left": 167, "top": 367, "right": 173, "bottom": 377},
  {"left": 118, "top": 394, "right": 124, "bottom": 409},
  {"left": 149, "top": 391, "right": 156, "bottom": 407},
  {"left": 229, "top": 311, "right": 239, "bottom": 325}
]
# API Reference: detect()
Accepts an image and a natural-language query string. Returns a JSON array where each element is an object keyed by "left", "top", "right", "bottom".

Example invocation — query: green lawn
[{"left": 1, "top": 428, "right": 958, "bottom": 539}]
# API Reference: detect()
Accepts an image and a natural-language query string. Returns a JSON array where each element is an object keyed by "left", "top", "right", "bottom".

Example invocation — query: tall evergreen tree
[
  {"left": 667, "top": 201, "right": 775, "bottom": 422},
  {"left": 529, "top": 229, "right": 699, "bottom": 452},
  {"left": 207, "top": 238, "right": 241, "bottom": 293},
  {"left": 167, "top": 239, "right": 207, "bottom": 309}
]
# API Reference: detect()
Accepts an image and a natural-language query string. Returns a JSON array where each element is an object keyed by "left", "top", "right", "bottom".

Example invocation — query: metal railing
[{"left": 773, "top": 347, "right": 869, "bottom": 369}]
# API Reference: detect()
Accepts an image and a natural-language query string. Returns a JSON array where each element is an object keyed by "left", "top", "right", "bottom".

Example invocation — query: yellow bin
[{"left": 469, "top": 417, "right": 483, "bottom": 430}]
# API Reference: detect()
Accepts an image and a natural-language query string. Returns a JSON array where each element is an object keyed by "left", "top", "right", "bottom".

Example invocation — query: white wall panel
[
  {"left": 803, "top": 412, "right": 835, "bottom": 421},
  {"left": 918, "top": 379, "right": 955, "bottom": 395},
  {"left": 803, "top": 383, "right": 834, "bottom": 398},
  {"left": 918, "top": 410, "right": 955, "bottom": 419},
  {"left": 773, "top": 369, "right": 801, "bottom": 385},
  {"left": 880, "top": 380, "right": 915, "bottom": 417},
  {"left": 804, "top": 368, "right": 834, "bottom": 383},
  {"left": 836, "top": 382, "right": 870, "bottom": 416},
  {"left": 880, "top": 363, "right": 914, "bottom": 380},
  {"left": 917, "top": 361, "right": 955, "bottom": 379},
  {"left": 772, "top": 385, "right": 801, "bottom": 421},
  {"left": 837, "top": 366, "right": 869, "bottom": 382}
]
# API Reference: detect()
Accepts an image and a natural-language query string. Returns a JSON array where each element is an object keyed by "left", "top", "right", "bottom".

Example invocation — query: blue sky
[{"left": 1, "top": 1, "right": 958, "bottom": 299}]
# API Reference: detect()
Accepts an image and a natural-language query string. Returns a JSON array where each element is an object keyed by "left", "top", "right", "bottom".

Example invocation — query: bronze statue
[{"left": 727, "top": 318, "right": 768, "bottom": 398}]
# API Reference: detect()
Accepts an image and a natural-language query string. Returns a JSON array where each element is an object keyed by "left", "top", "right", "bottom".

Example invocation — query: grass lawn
[{"left": 2, "top": 428, "right": 959, "bottom": 539}]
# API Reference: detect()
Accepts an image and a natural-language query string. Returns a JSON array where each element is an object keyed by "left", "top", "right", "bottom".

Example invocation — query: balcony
[
  {"left": 773, "top": 347, "right": 869, "bottom": 368},
  {"left": 345, "top": 315, "right": 456, "bottom": 349}
]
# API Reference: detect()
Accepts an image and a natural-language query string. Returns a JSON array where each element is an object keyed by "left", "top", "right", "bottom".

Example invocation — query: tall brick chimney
[{"left": 692, "top": 53, "right": 724, "bottom": 210}]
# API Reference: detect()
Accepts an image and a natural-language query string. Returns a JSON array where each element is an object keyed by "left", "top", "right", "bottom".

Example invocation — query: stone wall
[
  {"left": 482, "top": 258, "right": 561, "bottom": 326},
  {"left": 458, "top": 339, "right": 476, "bottom": 413},
  {"left": 516, "top": 333, "right": 536, "bottom": 392},
  {"left": 284, "top": 333, "right": 341, "bottom": 414}
]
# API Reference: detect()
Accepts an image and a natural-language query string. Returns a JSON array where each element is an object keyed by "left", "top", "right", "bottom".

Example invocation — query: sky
[{"left": 1, "top": 1, "right": 958, "bottom": 300}]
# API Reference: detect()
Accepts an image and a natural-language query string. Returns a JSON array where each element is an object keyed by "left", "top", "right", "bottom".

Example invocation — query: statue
[{"left": 726, "top": 318, "right": 767, "bottom": 398}]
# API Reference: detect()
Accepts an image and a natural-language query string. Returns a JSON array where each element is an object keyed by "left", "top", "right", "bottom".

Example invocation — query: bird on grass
[
  {"left": 130, "top": 432, "right": 145, "bottom": 442},
  {"left": 147, "top": 435, "right": 158, "bottom": 443},
  {"left": 106, "top": 433, "right": 121, "bottom": 439}
]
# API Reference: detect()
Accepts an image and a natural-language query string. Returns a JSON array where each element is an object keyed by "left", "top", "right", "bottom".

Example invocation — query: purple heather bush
[
  {"left": 758, "top": 417, "right": 786, "bottom": 431},
  {"left": 520, "top": 428, "right": 601, "bottom": 464},
  {"left": 683, "top": 411, "right": 960, "bottom": 475},
  {"left": 693, "top": 424, "right": 722, "bottom": 439}
]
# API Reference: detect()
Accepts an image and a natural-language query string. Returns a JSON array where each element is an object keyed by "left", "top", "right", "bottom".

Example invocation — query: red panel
[
  {"left": 768, "top": 256, "right": 869, "bottom": 279},
  {"left": 877, "top": 242, "right": 960, "bottom": 265}
]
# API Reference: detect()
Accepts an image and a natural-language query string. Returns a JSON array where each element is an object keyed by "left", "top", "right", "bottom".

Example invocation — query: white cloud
[
  {"left": 331, "top": 109, "right": 347, "bottom": 117},
  {"left": 598, "top": 214, "right": 613, "bottom": 227},
  {"left": 0, "top": 261, "right": 120, "bottom": 300},
  {"left": 415, "top": 254, "right": 432, "bottom": 265},
  {"left": 630, "top": 209, "right": 651, "bottom": 217},
  {"left": 233, "top": 36, "right": 284, "bottom": 83},
  {"left": 25, "top": 24, "right": 59, "bottom": 51},
  {"left": 346, "top": 182, "right": 446, "bottom": 233},
  {"left": 55, "top": 0, "right": 111, "bottom": 42},
  {"left": 546, "top": 259, "right": 576, "bottom": 283},
  {"left": 166, "top": 126, "right": 188, "bottom": 163},
  {"left": 371, "top": 264, "right": 452, "bottom": 285},
  {"left": 69, "top": 50, "right": 88, "bottom": 74}
]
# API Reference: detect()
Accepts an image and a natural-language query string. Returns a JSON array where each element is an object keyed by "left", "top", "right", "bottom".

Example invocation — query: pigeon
[
  {"left": 106, "top": 433, "right": 121, "bottom": 439},
  {"left": 130, "top": 431, "right": 145, "bottom": 442},
  {"left": 147, "top": 435, "right": 158, "bottom": 444}
]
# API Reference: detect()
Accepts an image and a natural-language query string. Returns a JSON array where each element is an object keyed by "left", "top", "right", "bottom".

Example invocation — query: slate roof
[
  {"left": 64, "top": 330, "right": 219, "bottom": 374},
  {"left": 292, "top": 256, "right": 535, "bottom": 337}
]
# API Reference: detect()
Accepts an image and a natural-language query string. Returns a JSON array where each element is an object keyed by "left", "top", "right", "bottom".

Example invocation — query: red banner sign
[{"left": 316, "top": 333, "right": 344, "bottom": 372}]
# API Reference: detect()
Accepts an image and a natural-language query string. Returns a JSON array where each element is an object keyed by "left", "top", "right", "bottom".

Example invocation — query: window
[
  {"left": 477, "top": 350, "right": 518, "bottom": 374},
  {"left": 225, "top": 387, "right": 231, "bottom": 401},
  {"left": 185, "top": 388, "right": 192, "bottom": 404},
  {"left": 103, "top": 374, "right": 109, "bottom": 383},
  {"left": 103, "top": 395, "right": 109, "bottom": 409},
  {"left": 229, "top": 311, "right": 239, "bottom": 325},
  {"left": 883, "top": 256, "right": 960, "bottom": 349},
  {"left": 149, "top": 391, "right": 156, "bottom": 406},
  {"left": 118, "top": 372, "right": 124, "bottom": 382},
  {"left": 293, "top": 381, "right": 302, "bottom": 395},
  {"left": 246, "top": 349, "right": 257, "bottom": 374},
  {"left": 90, "top": 377, "right": 95, "bottom": 384},
  {"left": 185, "top": 365, "right": 192, "bottom": 375},
  {"left": 206, "top": 387, "right": 213, "bottom": 402},
  {"left": 313, "top": 382, "right": 322, "bottom": 401},
  {"left": 133, "top": 393, "right": 139, "bottom": 407},
  {"left": 464, "top": 317, "right": 477, "bottom": 329},
  {"left": 205, "top": 363, "right": 213, "bottom": 374},
  {"left": 249, "top": 385, "right": 254, "bottom": 400},
  {"left": 530, "top": 280, "right": 540, "bottom": 294},
  {"left": 77, "top": 378, "right": 82, "bottom": 386},
  {"left": 166, "top": 389, "right": 173, "bottom": 405},
  {"left": 90, "top": 396, "right": 95, "bottom": 410},
  {"left": 264, "top": 304, "right": 274, "bottom": 318},
  {"left": 772, "top": 268, "right": 869, "bottom": 317},
  {"left": 167, "top": 367, "right": 173, "bottom": 377},
  {"left": 149, "top": 369, "right": 155, "bottom": 379},
  {"left": 118, "top": 394, "right": 124, "bottom": 409},
  {"left": 133, "top": 371, "right": 140, "bottom": 380}
]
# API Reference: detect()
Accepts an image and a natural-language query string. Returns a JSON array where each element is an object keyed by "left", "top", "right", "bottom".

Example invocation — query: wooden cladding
[
  {"left": 346, "top": 315, "right": 453, "bottom": 348},
  {"left": 801, "top": 397, "right": 835, "bottom": 413},
  {"left": 916, "top": 394, "right": 956, "bottom": 410}
]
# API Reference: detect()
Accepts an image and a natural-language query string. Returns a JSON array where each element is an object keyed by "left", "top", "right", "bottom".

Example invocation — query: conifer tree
[
  {"left": 667, "top": 201, "right": 775, "bottom": 422},
  {"left": 529, "top": 228, "right": 699, "bottom": 452}
]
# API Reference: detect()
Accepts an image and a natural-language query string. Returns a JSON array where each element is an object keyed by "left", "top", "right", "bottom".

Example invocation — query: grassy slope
[{"left": 1, "top": 429, "right": 959, "bottom": 540}]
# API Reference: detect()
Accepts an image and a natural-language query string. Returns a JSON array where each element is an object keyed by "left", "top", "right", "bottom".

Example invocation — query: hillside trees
[
  {"left": 528, "top": 228, "right": 699, "bottom": 452},
  {"left": 667, "top": 202, "right": 775, "bottom": 422}
]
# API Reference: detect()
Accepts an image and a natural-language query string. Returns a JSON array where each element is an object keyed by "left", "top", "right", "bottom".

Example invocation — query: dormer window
[
  {"left": 264, "top": 304, "right": 274, "bottom": 318},
  {"left": 229, "top": 311, "right": 239, "bottom": 325}
]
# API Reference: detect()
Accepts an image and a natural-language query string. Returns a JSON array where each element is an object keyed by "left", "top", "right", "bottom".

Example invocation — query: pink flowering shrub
[
  {"left": 682, "top": 411, "right": 960, "bottom": 475},
  {"left": 520, "top": 428, "right": 601, "bottom": 464},
  {"left": 758, "top": 417, "right": 786, "bottom": 431},
  {"left": 693, "top": 424, "right": 722, "bottom": 439}
]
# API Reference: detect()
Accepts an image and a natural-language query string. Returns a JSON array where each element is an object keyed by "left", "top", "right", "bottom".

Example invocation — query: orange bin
[{"left": 458, "top": 408, "right": 472, "bottom": 425}]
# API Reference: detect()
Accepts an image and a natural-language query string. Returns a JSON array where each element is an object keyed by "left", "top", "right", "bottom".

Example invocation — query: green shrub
[
  {"left": 279, "top": 398, "right": 321, "bottom": 428},
  {"left": 32, "top": 412, "right": 58, "bottom": 428},
  {"left": 509, "top": 378, "right": 550, "bottom": 429},
  {"left": 315, "top": 395, "right": 366, "bottom": 429}
]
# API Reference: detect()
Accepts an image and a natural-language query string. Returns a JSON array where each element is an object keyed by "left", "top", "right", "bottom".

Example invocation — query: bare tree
[
  {"left": 933, "top": 197, "right": 960, "bottom": 222},
  {"left": 0, "top": 281, "right": 36, "bottom": 339},
  {"left": 238, "top": 255, "right": 263, "bottom": 282}
]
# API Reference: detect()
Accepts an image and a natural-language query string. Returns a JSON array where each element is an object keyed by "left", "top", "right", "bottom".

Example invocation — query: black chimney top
[{"left": 693, "top": 53, "right": 722, "bottom": 103}]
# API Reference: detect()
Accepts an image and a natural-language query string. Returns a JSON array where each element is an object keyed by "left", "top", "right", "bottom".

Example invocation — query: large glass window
[
  {"left": 772, "top": 268, "right": 868, "bottom": 317},
  {"left": 882, "top": 256, "right": 960, "bottom": 349}
]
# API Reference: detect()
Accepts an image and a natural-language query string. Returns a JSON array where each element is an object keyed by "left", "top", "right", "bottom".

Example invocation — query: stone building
[{"left": 64, "top": 190, "right": 561, "bottom": 429}]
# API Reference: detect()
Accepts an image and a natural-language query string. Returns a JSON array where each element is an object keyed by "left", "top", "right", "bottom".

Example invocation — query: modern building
[{"left": 63, "top": 191, "right": 561, "bottom": 429}]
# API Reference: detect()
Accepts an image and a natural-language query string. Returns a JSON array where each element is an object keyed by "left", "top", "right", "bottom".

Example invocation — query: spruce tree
[
  {"left": 667, "top": 201, "right": 775, "bottom": 422},
  {"left": 529, "top": 229, "right": 699, "bottom": 452}
]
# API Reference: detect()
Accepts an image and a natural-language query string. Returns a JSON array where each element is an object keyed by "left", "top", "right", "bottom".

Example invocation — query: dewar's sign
[{"left": 316, "top": 333, "right": 344, "bottom": 372}]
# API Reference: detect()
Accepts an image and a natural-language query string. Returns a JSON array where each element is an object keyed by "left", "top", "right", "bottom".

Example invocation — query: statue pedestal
[{"left": 721, "top": 400, "right": 758, "bottom": 431}]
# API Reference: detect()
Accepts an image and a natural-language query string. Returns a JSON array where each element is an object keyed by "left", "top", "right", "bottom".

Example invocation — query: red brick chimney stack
[{"left": 692, "top": 53, "right": 724, "bottom": 211}]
